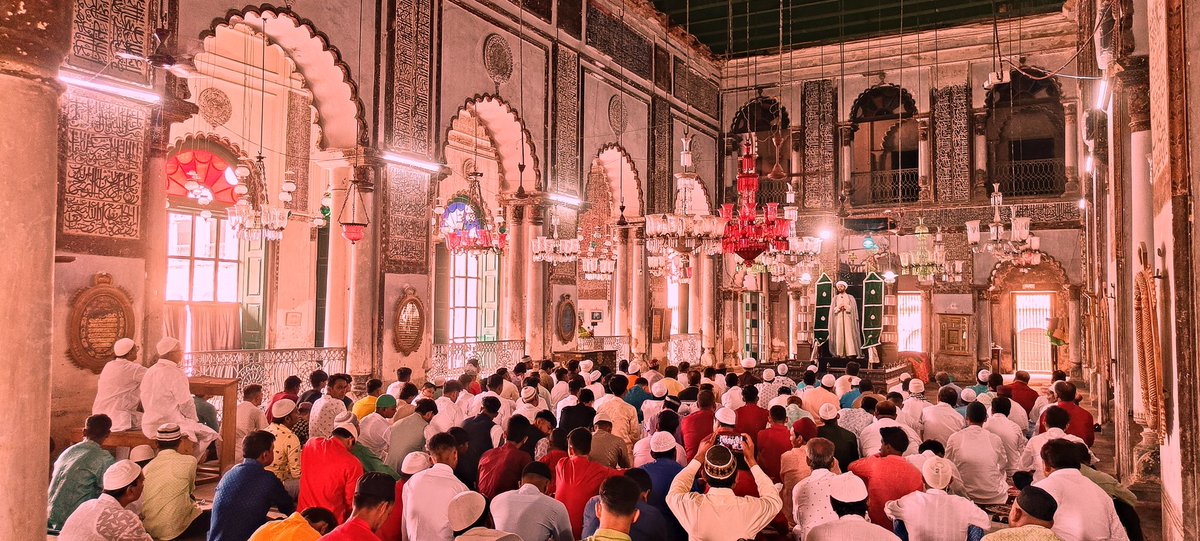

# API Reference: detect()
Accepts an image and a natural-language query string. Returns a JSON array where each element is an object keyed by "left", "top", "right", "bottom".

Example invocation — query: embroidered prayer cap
[
  {"left": 960, "top": 388, "right": 978, "bottom": 403},
  {"left": 714, "top": 407, "right": 737, "bottom": 426},
  {"left": 401, "top": 451, "right": 433, "bottom": 475},
  {"left": 828, "top": 473, "right": 868, "bottom": 503},
  {"left": 909, "top": 379, "right": 926, "bottom": 394},
  {"left": 762, "top": 369, "right": 776, "bottom": 382},
  {"left": 521, "top": 386, "right": 538, "bottom": 401},
  {"left": 777, "top": 364, "right": 789, "bottom": 375},
  {"left": 628, "top": 362, "right": 643, "bottom": 374},
  {"left": 819, "top": 403, "right": 839, "bottom": 421},
  {"left": 821, "top": 374, "right": 836, "bottom": 388},
  {"left": 448, "top": 491, "right": 488, "bottom": 532},
  {"left": 740, "top": 357, "right": 758, "bottom": 369},
  {"left": 651, "top": 382, "right": 668, "bottom": 398},
  {"left": 271, "top": 399, "right": 298, "bottom": 418},
  {"left": 921, "top": 457, "right": 955, "bottom": 490},
  {"left": 155, "top": 423, "right": 182, "bottom": 442},
  {"left": 102, "top": 460, "right": 142, "bottom": 491},
  {"left": 374, "top": 395, "right": 397, "bottom": 409},
  {"left": 579, "top": 360, "right": 594, "bottom": 372},
  {"left": 112, "top": 338, "right": 136, "bottom": 357},
  {"left": 650, "top": 431, "right": 676, "bottom": 453},
  {"left": 333, "top": 422, "right": 358, "bottom": 440},
  {"left": 702, "top": 445, "right": 738, "bottom": 480},
  {"left": 977, "top": 369, "right": 991, "bottom": 382}
]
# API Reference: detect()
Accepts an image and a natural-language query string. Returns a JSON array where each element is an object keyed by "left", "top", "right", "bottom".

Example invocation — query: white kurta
[
  {"left": 666, "top": 461, "right": 783, "bottom": 541},
  {"left": 806, "top": 515, "right": 900, "bottom": 541},
  {"left": 358, "top": 412, "right": 391, "bottom": 458},
  {"left": 429, "top": 395, "right": 466, "bottom": 435},
  {"left": 828, "top": 292, "right": 862, "bottom": 357},
  {"left": 139, "top": 359, "right": 218, "bottom": 455},
  {"left": 1019, "top": 428, "right": 1094, "bottom": 481},
  {"left": 858, "top": 418, "right": 920, "bottom": 457},
  {"left": 1033, "top": 468, "right": 1130, "bottom": 541},
  {"left": 945, "top": 425, "right": 1009, "bottom": 505},
  {"left": 92, "top": 357, "right": 147, "bottom": 432},
  {"left": 919, "top": 403, "right": 966, "bottom": 446},
  {"left": 983, "top": 413, "right": 1028, "bottom": 476},
  {"left": 884, "top": 488, "right": 991, "bottom": 541},
  {"left": 403, "top": 463, "right": 469, "bottom": 541},
  {"left": 234, "top": 401, "right": 267, "bottom": 460}
]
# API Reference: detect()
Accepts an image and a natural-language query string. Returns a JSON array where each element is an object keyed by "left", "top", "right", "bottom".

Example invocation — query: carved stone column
[
  {"left": 0, "top": 2, "right": 72, "bottom": 537},
  {"left": 346, "top": 159, "right": 380, "bottom": 389},
  {"left": 688, "top": 255, "right": 702, "bottom": 337},
  {"left": 838, "top": 125, "right": 854, "bottom": 209},
  {"left": 1063, "top": 102, "right": 1081, "bottom": 195},
  {"left": 313, "top": 150, "right": 355, "bottom": 347},
  {"left": 505, "top": 204, "right": 527, "bottom": 343},
  {"left": 630, "top": 227, "right": 648, "bottom": 363},
  {"left": 917, "top": 118, "right": 933, "bottom": 202},
  {"left": 972, "top": 111, "right": 989, "bottom": 200},
  {"left": 613, "top": 227, "right": 631, "bottom": 337},
  {"left": 699, "top": 253, "right": 716, "bottom": 365},
  {"left": 525, "top": 202, "right": 546, "bottom": 359}
]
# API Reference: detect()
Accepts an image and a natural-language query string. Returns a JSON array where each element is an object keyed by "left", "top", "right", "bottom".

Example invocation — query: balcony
[
  {"left": 994, "top": 158, "right": 1066, "bottom": 197},
  {"left": 854, "top": 168, "right": 920, "bottom": 205},
  {"left": 430, "top": 339, "right": 526, "bottom": 380}
]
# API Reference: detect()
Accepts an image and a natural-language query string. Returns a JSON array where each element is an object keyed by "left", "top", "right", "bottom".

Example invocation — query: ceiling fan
[{"left": 115, "top": 28, "right": 204, "bottom": 79}]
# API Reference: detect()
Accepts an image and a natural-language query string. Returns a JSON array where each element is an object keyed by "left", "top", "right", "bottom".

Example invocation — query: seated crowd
[{"left": 49, "top": 341, "right": 1139, "bottom": 541}]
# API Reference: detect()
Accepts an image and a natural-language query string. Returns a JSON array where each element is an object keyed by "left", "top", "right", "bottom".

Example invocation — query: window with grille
[
  {"left": 166, "top": 211, "right": 240, "bottom": 303},
  {"left": 742, "top": 292, "right": 762, "bottom": 360},
  {"left": 897, "top": 293, "right": 923, "bottom": 352}
]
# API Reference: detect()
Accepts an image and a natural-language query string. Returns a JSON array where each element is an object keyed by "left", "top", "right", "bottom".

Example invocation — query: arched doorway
[
  {"left": 985, "top": 254, "right": 1071, "bottom": 373},
  {"left": 578, "top": 145, "right": 643, "bottom": 337}
]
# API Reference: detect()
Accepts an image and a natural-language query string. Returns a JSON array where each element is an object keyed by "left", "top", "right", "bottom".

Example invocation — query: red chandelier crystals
[{"left": 720, "top": 140, "right": 791, "bottom": 265}]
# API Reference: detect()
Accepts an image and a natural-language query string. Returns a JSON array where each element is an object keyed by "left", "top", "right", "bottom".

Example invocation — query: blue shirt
[
  {"left": 623, "top": 386, "right": 651, "bottom": 422},
  {"left": 209, "top": 459, "right": 295, "bottom": 541},
  {"left": 639, "top": 459, "right": 687, "bottom": 540},
  {"left": 840, "top": 389, "right": 863, "bottom": 409},
  {"left": 582, "top": 496, "right": 669, "bottom": 541}
]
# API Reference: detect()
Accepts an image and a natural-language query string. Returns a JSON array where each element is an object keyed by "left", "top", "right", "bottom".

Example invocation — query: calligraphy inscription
[
  {"left": 61, "top": 90, "right": 149, "bottom": 239},
  {"left": 69, "top": 0, "right": 153, "bottom": 83},
  {"left": 69, "top": 273, "right": 136, "bottom": 373}
]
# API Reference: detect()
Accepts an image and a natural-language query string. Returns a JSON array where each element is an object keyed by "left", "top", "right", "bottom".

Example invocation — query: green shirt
[
  {"left": 47, "top": 440, "right": 115, "bottom": 530},
  {"left": 351, "top": 443, "right": 400, "bottom": 479}
]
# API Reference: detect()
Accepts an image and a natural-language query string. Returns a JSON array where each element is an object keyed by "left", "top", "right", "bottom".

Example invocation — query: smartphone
[{"left": 716, "top": 434, "right": 745, "bottom": 453}]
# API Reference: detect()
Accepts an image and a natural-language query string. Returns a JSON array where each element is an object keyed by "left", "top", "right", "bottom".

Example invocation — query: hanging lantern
[{"left": 339, "top": 178, "right": 370, "bottom": 244}]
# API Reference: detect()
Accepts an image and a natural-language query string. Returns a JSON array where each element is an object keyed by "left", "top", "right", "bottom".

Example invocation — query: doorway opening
[{"left": 1013, "top": 292, "right": 1054, "bottom": 372}]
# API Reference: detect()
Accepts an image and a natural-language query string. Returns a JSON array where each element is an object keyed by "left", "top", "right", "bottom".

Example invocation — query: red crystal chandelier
[{"left": 720, "top": 140, "right": 791, "bottom": 265}]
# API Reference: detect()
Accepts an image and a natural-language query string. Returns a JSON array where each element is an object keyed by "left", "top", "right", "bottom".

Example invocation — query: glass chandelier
[
  {"left": 532, "top": 208, "right": 581, "bottom": 264},
  {"left": 580, "top": 229, "right": 617, "bottom": 281},
  {"left": 227, "top": 155, "right": 295, "bottom": 242},
  {"left": 899, "top": 217, "right": 947, "bottom": 282},
  {"left": 720, "top": 140, "right": 791, "bottom": 265},
  {"left": 966, "top": 183, "right": 1042, "bottom": 266},
  {"left": 432, "top": 171, "right": 506, "bottom": 256},
  {"left": 645, "top": 136, "right": 726, "bottom": 260}
]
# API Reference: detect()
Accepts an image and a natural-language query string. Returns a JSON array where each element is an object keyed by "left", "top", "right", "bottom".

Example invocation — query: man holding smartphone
[{"left": 666, "top": 433, "right": 783, "bottom": 540}]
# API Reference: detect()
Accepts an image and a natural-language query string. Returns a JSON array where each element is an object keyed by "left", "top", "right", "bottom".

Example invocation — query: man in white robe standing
[
  {"left": 92, "top": 337, "right": 147, "bottom": 432},
  {"left": 139, "top": 337, "right": 219, "bottom": 459},
  {"left": 829, "top": 281, "right": 862, "bottom": 358}
]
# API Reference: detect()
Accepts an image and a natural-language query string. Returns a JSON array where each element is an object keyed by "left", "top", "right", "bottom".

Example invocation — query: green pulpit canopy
[
  {"left": 861, "top": 272, "right": 885, "bottom": 350},
  {"left": 813, "top": 273, "right": 833, "bottom": 350}
]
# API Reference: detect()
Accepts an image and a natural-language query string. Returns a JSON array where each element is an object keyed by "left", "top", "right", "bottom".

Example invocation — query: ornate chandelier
[
  {"left": 899, "top": 217, "right": 946, "bottom": 282},
  {"left": 227, "top": 155, "right": 294, "bottom": 242},
  {"left": 966, "top": 183, "right": 1041, "bottom": 266},
  {"left": 432, "top": 169, "right": 506, "bottom": 256},
  {"left": 580, "top": 229, "right": 617, "bottom": 281},
  {"left": 645, "top": 136, "right": 725, "bottom": 260},
  {"left": 532, "top": 208, "right": 581, "bottom": 264},
  {"left": 720, "top": 140, "right": 791, "bottom": 265}
]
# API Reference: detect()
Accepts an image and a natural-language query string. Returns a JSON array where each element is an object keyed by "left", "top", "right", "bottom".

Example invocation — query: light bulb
[
  {"left": 321, "top": 195, "right": 333, "bottom": 207},
  {"left": 199, "top": 210, "right": 213, "bottom": 220},
  {"left": 278, "top": 192, "right": 293, "bottom": 203},
  {"left": 234, "top": 184, "right": 249, "bottom": 195}
]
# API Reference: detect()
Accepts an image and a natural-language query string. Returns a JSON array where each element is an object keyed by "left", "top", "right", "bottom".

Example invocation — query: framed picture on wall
[
  {"left": 591, "top": 311, "right": 603, "bottom": 321},
  {"left": 651, "top": 308, "right": 667, "bottom": 342}
]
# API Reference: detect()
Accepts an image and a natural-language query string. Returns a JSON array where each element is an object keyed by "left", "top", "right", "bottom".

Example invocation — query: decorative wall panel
[
  {"left": 59, "top": 89, "right": 148, "bottom": 240},
  {"left": 884, "top": 201, "right": 1082, "bottom": 229},
  {"left": 504, "top": 0, "right": 552, "bottom": 23},
  {"left": 383, "top": 165, "right": 432, "bottom": 274},
  {"left": 557, "top": 0, "right": 583, "bottom": 39},
  {"left": 391, "top": 0, "right": 433, "bottom": 155},
  {"left": 579, "top": 165, "right": 613, "bottom": 300},
  {"left": 931, "top": 231, "right": 974, "bottom": 293},
  {"left": 802, "top": 79, "right": 836, "bottom": 209},
  {"left": 549, "top": 210, "right": 578, "bottom": 285},
  {"left": 649, "top": 97, "right": 673, "bottom": 214},
  {"left": 673, "top": 58, "right": 719, "bottom": 119},
  {"left": 933, "top": 84, "right": 971, "bottom": 202},
  {"left": 68, "top": 0, "right": 153, "bottom": 83},
  {"left": 654, "top": 46, "right": 671, "bottom": 91},
  {"left": 552, "top": 46, "right": 581, "bottom": 195},
  {"left": 585, "top": 4, "right": 652, "bottom": 81},
  {"left": 285, "top": 92, "right": 313, "bottom": 210}
]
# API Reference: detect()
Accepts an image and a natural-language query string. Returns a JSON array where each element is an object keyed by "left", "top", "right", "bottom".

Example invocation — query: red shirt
[
  {"left": 375, "top": 479, "right": 406, "bottom": 541},
  {"left": 298, "top": 438, "right": 364, "bottom": 522},
  {"left": 681, "top": 409, "right": 715, "bottom": 462},
  {"left": 1002, "top": 381, "right": 1040, "bottom": 414},
  {"left": 539, "top": 450, "right": 568, "bottom": 495},
  {"left": 266, "top": 391, "right": 298, "bottom": 423},
  {"left": 555, "top": 455, "right": 621, "bottom": 538},
  {"left": 755, "top": 424, "right": 792, "bottom": 481},
  {"left": 477, "top": 442, "right": 532, "bottom": 500},
  {"left": 321, "top": 517, "right": 381, "bottom": 541},
  {"left": 849, "top": 454, "right": 924, "bottom": 528},
  {"left": 735, "top": 405, "right": 770, "bottom": 443},
  {"left": 1037, "top": 401, "right": 1096, "bottom": 446}
]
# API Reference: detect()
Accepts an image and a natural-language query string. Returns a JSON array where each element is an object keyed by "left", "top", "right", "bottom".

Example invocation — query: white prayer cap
[
  {"left": 650, "top": 431, "right": 676, "bottom": 453},
  {"left": 112, "top": 338, "right": 136, "bottom": 357},
  {"left": 521, "top": 386, "right": 538, "bottom": 401},
  {"left": 976, "top": 393, "right": 994, "bottom": 407},
  {"left": 960, "top": 388, "right": 978, "bottom": 403},
  {"left": 400, "top": 451, "right": 433, "bottom": 475},
  {"left": 271, "top": 399, "right": 297, "bottom": 419},
  {"left": 922, "top": 457, "right": 955, "bottom": 490},
  {"left": 821, "top": 374, "right": 836, "bottom": 388},
  {"left": 333, "top": 422, "right": 359, "bottom": 440},
  {"left": 819, "top": 403, "right": 839, "bottom": 421},
  {"left": 977, "top": 369, "right": 991, "bottom": 382},
  {"left": 628, "top": 361, "right": 643, "bottom": 374},
  {"left": 909, "top": 379, "right": 926, "bottom": 394},
  {"left": 835, "top": 281, "right": 848, "bottom": 288},
  {"left": 777, "top": 364, "right": 789, "bottom": 376},
  {"left": 768, "top": 395, "right": 790, "bottom": 409},
  {"left": 432, "top": 376, "right": 447, "bottom": 386},
  {"left": 715, "top": 407, "right": 737, "bottom": 426},
  {"left": 586, "top": 370, "right": 601, "bottom": 383},
  {"left": 762, "top": 369, "right": 776, "bottom": 382},
  {"left": 740, "top": 357, "right": 758, "bottom": 369},
  {"left": 828, "top": 473, "right": 868, "bottom": 503},
  {"left": 129, "top": 445, "right": 155, "bottom": 463},
  {"left": 849, "top": 376, "right": 861, "bottom": 386},
  {"left": 595, "top": 412, "right": 613, "bottom": 424},
  {"left": 334, "top": 411, "right": 357, "bottom": 425},
  {"left": 448, "top": 491, "right": 488, "bottom": 532},
  {"left": 899, "top": 373, "right": 912, "bottom": 382},
  {"left": 155, "top": 423, "right": 182, "bottom": 442},
  {"left": 579, "top": 360, "right": 594, "bottom": 372},
  {"left": 155, "top": 337, "right": 181, "bottom": 357},
  {"left": 806, "top": 364, "right": 819, "bottom": 373},
  {"left": 102, "top": 460, "right": 142, "bottom": 491},
  {"left": 651, "top": 381, "right": 668, "bottom": 398}
]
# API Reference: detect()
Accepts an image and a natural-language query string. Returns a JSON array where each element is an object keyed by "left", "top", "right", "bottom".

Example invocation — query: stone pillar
[
  {"left": 973, "top": 111, "right": 989, "bottom": 199},
  {"left": 613, "top": 228, "right": 631, "bottom": 337},
  {"left": 687, "top": 256, "right": 702, "bottom": 337},
  {"left": 0, "top": 3, "right": 72, "bottom": 538},
  {"left": 918, "top": 118, "right": 933, "bottom": 202},
  {"left": 787, "top": 289, "right": 799, "bottom": 358},
  {"left": 630, "top": 228, "right": 648, "bottom": 362},
  {"left": 1064, "top": 102, "right": 1081, "bottom": 195},
  {"left": 838, "top": 125, "right": 854, "bottom": 207},
  {"left": 346, "top": 160, "right": 380, "bottom": 388},
  {"left": 700, "top": 254, "right": 716, "bottom": 364},
  {"left": 504, "top": 205, "right": 526, "bottom": 342},
  {"left": 525, "top": 203, "right": 546, "bottom": 359},
  {"left": 1068, "top": 287, "right": 1082, "bottom": 377},
  {"left": 314, "top": 151, "right": 353, "bottom": 347}
]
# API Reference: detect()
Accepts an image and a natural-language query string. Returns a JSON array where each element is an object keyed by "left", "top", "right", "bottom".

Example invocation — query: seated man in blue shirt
[
  {"left": 582, "top": 468, "right": 670, "bottom": 540},
  {"left": 209, "top": 430, "right": 296, "bottom": 541}
]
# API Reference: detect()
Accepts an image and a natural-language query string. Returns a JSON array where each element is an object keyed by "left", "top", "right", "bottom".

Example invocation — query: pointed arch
[
  {"left": 850, "top": 84, "right": 917, "bottom": 123},
  {"left": 441, "top": 94, "right": 542, "bottom": 193},
  {"left": 591, "top": 143, "right": 644, "bottom": 217}
]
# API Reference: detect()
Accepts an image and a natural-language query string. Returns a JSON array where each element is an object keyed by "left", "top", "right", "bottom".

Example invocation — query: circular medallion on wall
[
  {"left": 393, "top": 287, "right": 425, "bottom": 356},
  {"left": 197, "top": 88, "right": 232, "bottom": 127},
  {"left": 608, "top": 96, "right": 628, "bottom": 136},
  {"left": 68, "top": 273, "right": 136, "bottom": 373},
  {"left": 482, "top": 34, "right": 513, "bottom": 86}
]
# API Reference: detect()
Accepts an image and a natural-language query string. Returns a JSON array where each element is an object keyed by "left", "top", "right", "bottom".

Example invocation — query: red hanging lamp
[{"left": 720, "top": 140, "right": 791, "bottom": 265}]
